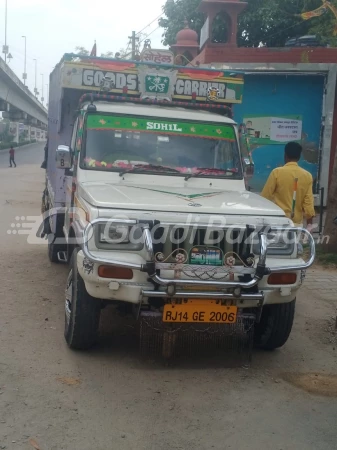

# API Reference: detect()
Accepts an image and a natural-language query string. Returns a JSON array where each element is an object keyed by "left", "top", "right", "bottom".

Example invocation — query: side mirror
[
  {"left": 243, "top": 158, "right": 254, "bottom": 178},
  {"left": 56, "top": 145, "right": 72, "bottom": 169}
]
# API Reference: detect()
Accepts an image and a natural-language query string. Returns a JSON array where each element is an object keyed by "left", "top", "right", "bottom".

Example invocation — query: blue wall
[{"left": 234, "top": 74, "right": 325, "bottom": 192}]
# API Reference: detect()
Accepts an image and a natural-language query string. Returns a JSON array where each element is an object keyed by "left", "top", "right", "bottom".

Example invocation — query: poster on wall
[
  {"left": 270, "top": 117, "right": 302, "bottom": 142},
  {"left": 242, "top": 115, "right": 302, "bottom": 145}
]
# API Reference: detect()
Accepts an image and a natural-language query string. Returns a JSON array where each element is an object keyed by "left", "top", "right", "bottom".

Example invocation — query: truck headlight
[
  {"left": 99, "top": 224, "right": 130, "bottom": 244},
  {"left": 253, "top": 231, "right": 295, "bottom": 256}
]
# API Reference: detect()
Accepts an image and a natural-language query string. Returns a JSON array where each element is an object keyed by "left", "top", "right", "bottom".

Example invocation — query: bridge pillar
[
  {"left": 30, "top": 127, "right": 36, "bottom": 141},
  {"left": 0, "top": 100, "right": 8, "bottom": 111},
  {"left": 9, "top": 122, "right": 20, "bottom": 145}
]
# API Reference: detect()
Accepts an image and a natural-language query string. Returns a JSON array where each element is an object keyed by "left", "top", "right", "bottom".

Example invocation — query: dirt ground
[{"left": 0, "top": 144, "right": 337, "bottom": 450}]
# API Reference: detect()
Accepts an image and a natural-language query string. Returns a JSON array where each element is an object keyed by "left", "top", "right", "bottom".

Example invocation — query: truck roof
[{"left": 82, "top": 102, "right": 237, "bottom": 125}]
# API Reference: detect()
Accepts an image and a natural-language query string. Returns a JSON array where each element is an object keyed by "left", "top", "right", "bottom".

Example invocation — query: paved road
[{"left": 0, "top": 143, "right": 336, "bottom": 450}]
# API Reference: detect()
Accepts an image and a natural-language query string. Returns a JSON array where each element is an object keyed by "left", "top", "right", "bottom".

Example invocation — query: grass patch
[{"left": 315, "top": 245, "right": 337, "bottom": 268}]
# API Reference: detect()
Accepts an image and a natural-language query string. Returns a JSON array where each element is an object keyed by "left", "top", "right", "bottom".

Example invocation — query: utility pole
[
  {"left": 41, "top": 74, "right": 44, "bottom": 104},
  {"left": 22, "top": 36, "right": 27, "bottom": 85},
  {"left": 33, "top": 59, "right": 38, "bottom": 97},
  {"left": 46, "top": 83, "right": 49, "bottom": 105},
  {"left": 129, "top": 31, "right": 137, "bottom": 60},
  {"left": 3, "top": 0, "right": 8, "bottom": 64}
]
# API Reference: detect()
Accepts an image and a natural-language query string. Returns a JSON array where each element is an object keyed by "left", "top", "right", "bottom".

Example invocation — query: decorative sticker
[{"left": 86, "top": 115, "right": 236, "bottom": 141}]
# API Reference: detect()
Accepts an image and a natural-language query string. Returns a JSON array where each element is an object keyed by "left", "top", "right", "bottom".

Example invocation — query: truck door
[{"left": 64, "top": 118, "right": 78, "bottom": 237}]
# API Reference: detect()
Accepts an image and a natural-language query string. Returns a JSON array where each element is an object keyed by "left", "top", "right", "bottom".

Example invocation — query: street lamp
[
  {"left": 33, "top": 59, "right": 38, "bottom": 97},
  {"left": 41, "top": 74, "right": 44, "bottom": 104},
  {"left": 46, "top": 83, "right": 49, "bottom": 106},
  {"left": 22, "top": 36, "right": 27, "bottom": 85},
  {"left": 2, "top": 0, "right": 9, "bottom": 64}
]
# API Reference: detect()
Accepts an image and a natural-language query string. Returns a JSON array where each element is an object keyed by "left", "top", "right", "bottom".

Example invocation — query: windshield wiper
[
  {"left": 184, "top": 168, "right": 237, "bottom": 181},
  {"left": 119, "top": 164, "right": 181, "bottom": 177}
]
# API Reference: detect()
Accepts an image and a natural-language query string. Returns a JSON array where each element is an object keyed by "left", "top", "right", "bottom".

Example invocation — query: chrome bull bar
[
  {"left": 141, "top": 290, "right": 264, "bottom": 303},
  {"left": 81, "top": 219, "right": 315, "bottom": 290}
]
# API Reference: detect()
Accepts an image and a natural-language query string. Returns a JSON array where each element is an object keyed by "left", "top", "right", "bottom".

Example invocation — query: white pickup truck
[{"left": 42, "top": 54, "right": 315, "bottom": 353}]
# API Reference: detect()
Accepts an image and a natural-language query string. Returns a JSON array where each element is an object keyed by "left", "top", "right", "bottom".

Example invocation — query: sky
[{"left": 0, "top": 0, "right": 167, "bottom": 101}]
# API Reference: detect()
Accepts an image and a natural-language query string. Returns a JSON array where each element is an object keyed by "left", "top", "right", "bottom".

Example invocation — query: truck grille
[{"left": 153, "top": 226, "right": 252, "bottom": 266}]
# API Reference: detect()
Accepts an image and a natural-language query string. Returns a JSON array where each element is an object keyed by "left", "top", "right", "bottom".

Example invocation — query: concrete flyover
[{"left": 0, "top": 57, "right": 47, "bottom": 129}]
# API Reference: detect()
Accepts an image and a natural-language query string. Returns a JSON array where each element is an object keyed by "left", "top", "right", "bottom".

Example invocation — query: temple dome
[{"left": 175, "top": 22, "right": 199, "bottom": 47}]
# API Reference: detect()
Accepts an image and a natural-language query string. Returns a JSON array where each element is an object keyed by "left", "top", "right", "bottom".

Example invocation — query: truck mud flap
[{"left": 139, "top": 311, "right": 255, "bottom": 367}]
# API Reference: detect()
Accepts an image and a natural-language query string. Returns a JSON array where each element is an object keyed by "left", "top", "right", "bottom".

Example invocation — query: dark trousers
[{"left": 10, "top": 156, "right": 16, "bottom": 167}]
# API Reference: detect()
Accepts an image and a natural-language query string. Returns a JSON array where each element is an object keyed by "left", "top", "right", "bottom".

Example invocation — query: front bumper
[{"left": 79, "top": 219, "right": 315, "bottom": 305}]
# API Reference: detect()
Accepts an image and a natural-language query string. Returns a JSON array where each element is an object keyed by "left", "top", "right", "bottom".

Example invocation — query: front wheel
[
  {"left": 254, "top": 299, "right": 296, "bottom": 350},
  {"left": 64, "top": 249, "right": 101, "bottom": 350}
]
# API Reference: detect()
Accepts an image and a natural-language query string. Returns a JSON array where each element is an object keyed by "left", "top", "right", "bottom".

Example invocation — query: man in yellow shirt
[{"left": 261, "top": 142, "right": 315, "bottom": 228}]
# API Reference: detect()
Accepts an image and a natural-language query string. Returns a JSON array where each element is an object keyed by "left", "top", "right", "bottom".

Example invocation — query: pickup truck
[{"left": 41, "top": 54, "right": 315, "bottom": 354}]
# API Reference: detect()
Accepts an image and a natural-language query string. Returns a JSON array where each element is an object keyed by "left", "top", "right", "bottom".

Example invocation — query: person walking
[
  {"left": 9, "top": 146, "right": 16, "bottom": 168},
  {"left": 261, "top": 142, "right": 315, "bottom": 229}
]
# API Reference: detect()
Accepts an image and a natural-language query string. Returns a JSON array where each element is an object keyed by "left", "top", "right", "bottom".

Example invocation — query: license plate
[{"left": 163, "top": 300, "right": 237, "bottom": 324}]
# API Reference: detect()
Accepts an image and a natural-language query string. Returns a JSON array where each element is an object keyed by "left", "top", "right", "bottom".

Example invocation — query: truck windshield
[{"left": 81, "top": 114, "right": 242, "bottom": 178}]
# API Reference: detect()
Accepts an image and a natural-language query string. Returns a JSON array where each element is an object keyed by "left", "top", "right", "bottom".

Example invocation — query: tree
[
  {"left": 159, "top": 0, "right": 337, "bottom": 48},
  {"left": 74, "top": 47, "right": 130, "bottom": 59},
  {"left": 159, "top": 0, "right": 203, "bottom": 47},
  {"left": 305, "top": 1, "right": 337, "bottom": 46},
  {"left": 0, "top": 119, "right": 13, "bottom": 144},
  {"left": 101, "top": 51, "right": 115, "bottom": 58},
  {"left": 75, "top": 46, "right": 90, "bottom": 56}
]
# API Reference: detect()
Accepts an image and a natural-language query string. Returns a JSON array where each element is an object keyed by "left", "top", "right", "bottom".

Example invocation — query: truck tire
[
  {"left": 254, "top": 299, "right": 296, "bottom": 350},
  {"left": 64, "top": 249, "right": 101, "bottom": 350}
]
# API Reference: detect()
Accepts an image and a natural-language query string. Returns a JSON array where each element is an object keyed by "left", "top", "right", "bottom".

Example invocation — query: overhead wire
[
  {"left": 136, "top": 13, "right": 164, "bottom": 36},
  {"left": 261, "top": 20, "right": 306, "bottom": 44},
  {"left": 121, "top": 12, "right": 164, "bottom": 57},
  {"left": 138, "top": 26, "right": 161, "bottom": 45}
]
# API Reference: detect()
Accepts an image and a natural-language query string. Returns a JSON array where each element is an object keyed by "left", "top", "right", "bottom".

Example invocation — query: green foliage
[
  {"left": 304, "top": 0, "right": 337, "bottom": 46},
  {"left": 101, "top": 51, "right": 115, "bottom": 58},
  {"left": 75, "top": 46, "right": 90, "bottom": 56},
  {"left": 0, "top": 140, "right": 36, "bottom": 150},
  {"left": 159, "top": 0, "right": 203, "bottom": 47},
  {"left": 159, "top": 0, "right": 337, "bottom": 47},
  {"left": 74, "top": 48, "right": 127, "bottom": 59},
  {"left": 0, "top": 142, "right": 12, "bottom": 150},
  {"left": 0, "top": 120, "right": 14, "bottom": 144},
  {"left": 316, "top": 245, "right": 337, "bottom": 267}
]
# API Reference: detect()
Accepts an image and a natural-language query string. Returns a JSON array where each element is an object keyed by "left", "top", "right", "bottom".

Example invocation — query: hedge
[{"left": 0, "top": 139, "right": 38, "bottom": 150}]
